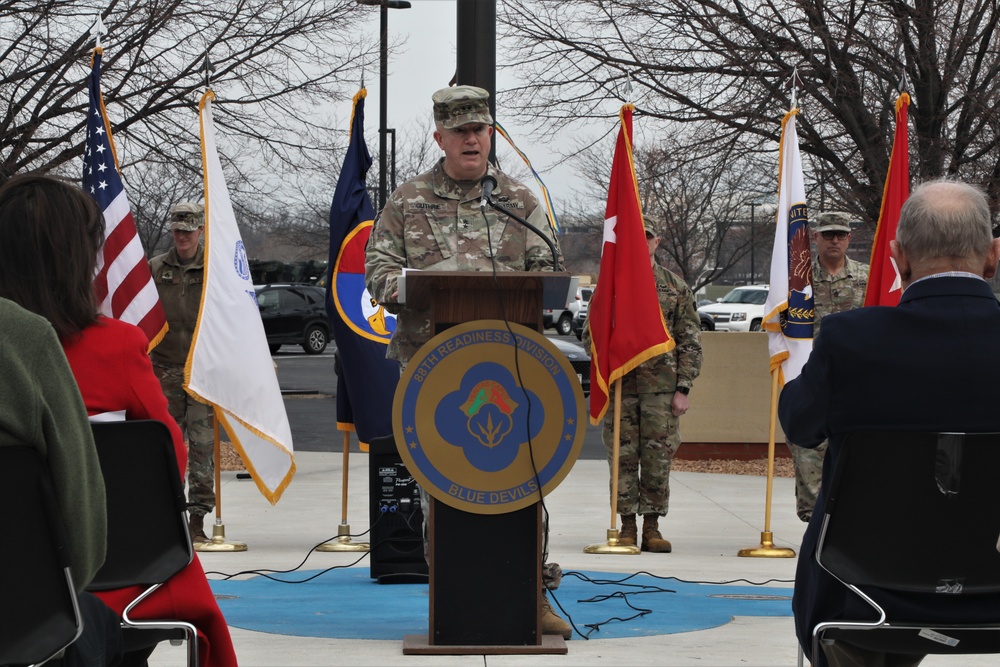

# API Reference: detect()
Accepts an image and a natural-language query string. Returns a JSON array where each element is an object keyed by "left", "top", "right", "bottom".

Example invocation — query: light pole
[
  {"left": 744, "top": 196, "right": 774, "bottom": 284},
  {"left": 357, "top": 0, "right": 411, "bottom": 212},
  {"left": 456, "top": 0, "right": 496, "bottom": 163}
]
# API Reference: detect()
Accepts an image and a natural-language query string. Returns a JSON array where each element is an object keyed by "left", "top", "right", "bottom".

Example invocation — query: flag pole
[
  {"left": 585, "top": 378, "right": 641, "bottom": 555},
  {"left": 316, "top": 430, "right": 370, "bottom": 552},
  {"left": 738, "top": 369, "right": 795, "bottom": 558},
  {"left": 196, "top": 408, "right": 247, "bottom": 552}
]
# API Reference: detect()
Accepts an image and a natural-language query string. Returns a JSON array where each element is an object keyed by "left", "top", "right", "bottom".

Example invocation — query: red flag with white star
[
  {"left": 865, "top": 93, "right": 910, "bottom": 307},
  {"left": 587, "top": 104, "right": 674, "bottom": 424}
]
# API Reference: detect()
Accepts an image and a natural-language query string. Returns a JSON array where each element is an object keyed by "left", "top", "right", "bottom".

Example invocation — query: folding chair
[
  {"left": 812, "top": 431, "right": 1000, "bottom": 661},
  {"left": 0, "top": 446, "right": 83, "bottom": 666},
  {"left": 86, "top": 420, "right": 199, "bottom": 666}
]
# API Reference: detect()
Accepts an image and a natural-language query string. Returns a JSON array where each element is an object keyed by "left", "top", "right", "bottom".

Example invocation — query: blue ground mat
[{"left": 210, "top": 568, "right": 793, "bottom": 640}]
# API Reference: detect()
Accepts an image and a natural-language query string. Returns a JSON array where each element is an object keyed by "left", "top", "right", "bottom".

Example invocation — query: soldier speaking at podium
[{"left": 365, "top": 84, "right": 570, "bottom": 638}]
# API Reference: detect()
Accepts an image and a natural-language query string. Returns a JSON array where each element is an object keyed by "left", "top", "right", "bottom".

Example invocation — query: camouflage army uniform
[
  {"left": 367, "top": 157, "right": 564, "bottom": 588},
  {"left": 365, "top": 158, "right": 561, "bottom": 364},
  {"left": 787, "top": 255, "right": 868, "bottom": 521},
  {"left": 584, "top": 264, "right": 703, "bottom": 517},
  {"left": 149, "top": 244, "right": 215, "bottom": 518},
  {"left": 811, "top": 256, "right": 869, "bottom": 338}
]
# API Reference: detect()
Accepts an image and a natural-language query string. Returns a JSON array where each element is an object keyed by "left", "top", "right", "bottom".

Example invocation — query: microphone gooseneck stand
[{"left": 483, "top": 197, "right": 561, "bottom": 272}]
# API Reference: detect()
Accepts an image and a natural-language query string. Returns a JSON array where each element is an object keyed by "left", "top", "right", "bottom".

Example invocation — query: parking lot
[{"left": 272, "top": 332, "right": 608, "bottom": 459}]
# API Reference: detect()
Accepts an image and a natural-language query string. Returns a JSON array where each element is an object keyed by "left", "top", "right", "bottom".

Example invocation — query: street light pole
[
  {"left": 379, "top": 1, "right": 388, "bottom": 211},
  {"left": 456, "top": 0, "right": 496, "bottom": 163},
  {"left": 358, "top": 0, "right": 411, "bottom": 212},
  {"left": 750, "top": 201, "right": 758, "bottom": 283}
]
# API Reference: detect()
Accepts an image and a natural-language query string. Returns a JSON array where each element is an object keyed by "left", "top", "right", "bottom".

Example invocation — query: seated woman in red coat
[{"left": 0, "top": 175, "right": 237, "bottom": 667}]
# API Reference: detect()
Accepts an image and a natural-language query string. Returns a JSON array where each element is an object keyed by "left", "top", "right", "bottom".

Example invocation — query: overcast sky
[{"left": 355, "top": 0, "right": 594, "bottom": 218}]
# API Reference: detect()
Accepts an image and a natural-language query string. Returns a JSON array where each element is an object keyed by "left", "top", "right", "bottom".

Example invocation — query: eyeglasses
[{"left": 820, "top": 231, "right": 849, "bottom": 240}]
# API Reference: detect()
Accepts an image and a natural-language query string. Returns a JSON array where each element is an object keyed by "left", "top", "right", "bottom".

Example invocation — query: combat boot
[
  {"left": 641, "top": 514, "right": 672, "bottom": 553},
  {"left": 618, "top": 514, "right": 637, "bottom": 546},
  {"left": 540, "top": 591, "right": 572, "bottom": 639},
  {"left": 189, "top": 514, "right": 210, "bottom": 544}
]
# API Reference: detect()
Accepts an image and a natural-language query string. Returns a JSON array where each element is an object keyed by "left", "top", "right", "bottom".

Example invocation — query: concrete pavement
[
  {"left": 146, "top": 448, "right": 809, "bottom": 666},
  {"left": 148, "top": 447, "right": 979, "bottom": 666},
  {"left": 137, "top": 346, "right": 976, "bottom": 666}
]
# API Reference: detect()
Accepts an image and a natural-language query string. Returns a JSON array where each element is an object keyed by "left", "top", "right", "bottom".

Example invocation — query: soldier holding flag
[
  {"left": 583, "top": 227, "right": 702, "bottom": 552},
  {"left": 786, "top": 211, "right": 868, "bottom": 523},
  {"left": 150, "top": 202, "right": 216, "bottom": 545}
]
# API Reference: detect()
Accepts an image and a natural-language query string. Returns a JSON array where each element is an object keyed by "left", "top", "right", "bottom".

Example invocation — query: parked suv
[
  {"left": 697, "top": 285, "right": 769, "bottom": 332},
  {"left": 255, "top": 284, "right": 331, "bottom": 354},
  {"left": 571, "top": 286, "right": 594, "bottom": 340},
  {"left": 544, "top": 286, "right": 588, "bottom": 336}
]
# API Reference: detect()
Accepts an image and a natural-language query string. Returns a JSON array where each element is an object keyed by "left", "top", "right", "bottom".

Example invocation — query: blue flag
[{"left": 326, "top": 89, "right": 398, "bottom": 446}]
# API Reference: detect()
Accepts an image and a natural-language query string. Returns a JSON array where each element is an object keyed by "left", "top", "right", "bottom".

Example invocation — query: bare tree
[
  {"left": 565, "top": 123, "right": 774, "bottom": 289},
  {"left": 499, "top": 0, "right": 1000, "bottom": 225},
  {"left": 391, "top": 115, "right": 439, "bottom": 186},
  {"left": 640, "top": 146, "right": 773, "bottom": 291},
  {"left": 123, "top": 158, "right": 202, "bottom": 254},
  {"left": 246, "top": 180, "right": 333, "bottom": 262},
  {"left": 1, "top": 0, "right": 377, "bottom": 203}
]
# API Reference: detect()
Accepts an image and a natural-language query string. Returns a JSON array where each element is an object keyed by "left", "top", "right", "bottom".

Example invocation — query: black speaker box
[{"left": 368, "top": 435, "right": 428, "bottom": 584}]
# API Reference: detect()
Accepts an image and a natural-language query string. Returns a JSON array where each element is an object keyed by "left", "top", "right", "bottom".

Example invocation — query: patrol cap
[
  {"left": 812, "top": 211, "right": 852, "bottom": 234},
  {"left": 644, "top": 228, "right": 657, "bottom": 238},
  {"left": 168, "top": 201, "right": 204, "bottom": 231},
  {"left": 432, "top": 85, "right": 493, "bottom": 129}
]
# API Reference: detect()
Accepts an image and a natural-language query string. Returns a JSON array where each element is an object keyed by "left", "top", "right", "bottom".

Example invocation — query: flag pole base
[
  {"left": 315, "top": 524, "right": 370, "bottom": 552},
  {"left": 194, "top": 520, "right": 248, "bottom": 552},
  {"left": 737, "top": 531, "right": 796, "bottom": 558},
  {"left": 583, "top": 528, "right": 641, "bottom": 555}
]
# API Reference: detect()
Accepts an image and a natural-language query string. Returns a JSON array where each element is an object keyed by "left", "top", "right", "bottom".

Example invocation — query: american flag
[{"left": 83, "top": 48, "right": 167, "bottom": 350}]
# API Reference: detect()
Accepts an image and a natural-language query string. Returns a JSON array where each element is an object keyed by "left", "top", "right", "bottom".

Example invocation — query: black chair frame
[
  {"left": 0, "top": 446, "right": 83, "bottom": 667},
  {"left": 812, "top": 430, "right": 1000, "bottom": 660},
  {"left": 86, "top": 420, "right": 199, "bottom": 666}
]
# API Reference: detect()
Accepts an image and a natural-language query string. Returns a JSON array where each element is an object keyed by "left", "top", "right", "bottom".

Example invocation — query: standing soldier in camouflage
[
  {"left": 787, "top": 211, "right": 868, "bottom": 522},
  {"left": 149, "top": 202, "right": 215, "bottom": 545},
  {"left": 365, "top": 85, "right": 570, "bottom": 638},
  {"left": 583, "top": 228, "right": 703, "bottom": 553}
]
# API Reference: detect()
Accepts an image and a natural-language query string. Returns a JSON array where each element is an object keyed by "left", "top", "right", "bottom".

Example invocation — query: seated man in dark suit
[{"left": 779, "top": 178, "right": 1000, "bottom": 667}]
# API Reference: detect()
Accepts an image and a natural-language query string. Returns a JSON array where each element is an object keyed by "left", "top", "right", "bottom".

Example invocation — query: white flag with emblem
[
  {"left": 763, "top": 107, "right": 814, "bottom": 387},
  {"left": 186, "top": 89, "right": 295, "bottom": 504}
]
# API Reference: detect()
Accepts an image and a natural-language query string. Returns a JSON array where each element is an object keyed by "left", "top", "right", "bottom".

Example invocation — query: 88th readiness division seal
[{"left": 393, "top": 320, "right": 586, "bottom": 515}]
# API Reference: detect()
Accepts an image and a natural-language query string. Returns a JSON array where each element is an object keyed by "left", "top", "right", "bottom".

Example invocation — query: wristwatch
[{"left": 675, "top": 386, "right": 690, "bottom": 395}]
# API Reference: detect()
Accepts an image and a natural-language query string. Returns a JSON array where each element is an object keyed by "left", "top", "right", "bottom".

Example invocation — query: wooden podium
[
  {"left": 395, "top": 271, "right": 577, "bottom": 655},
  {"left": 397, "top": 269, "right": 574, "bottom": 335}
]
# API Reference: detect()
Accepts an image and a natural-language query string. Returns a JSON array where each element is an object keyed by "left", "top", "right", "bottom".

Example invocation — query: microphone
[
  {"left": 478, "top": 174, "right": 561, "bottom": 271},
  {"left": 480, "top": 174, "right": 497, "bottom": 212}
]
